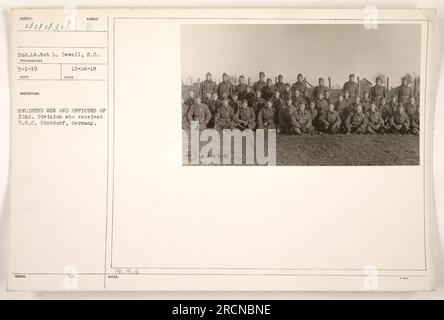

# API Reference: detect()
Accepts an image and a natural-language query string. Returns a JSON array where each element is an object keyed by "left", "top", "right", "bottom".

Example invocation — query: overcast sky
[{"left": 181, "top": 24, "right": 421, "bottom": 86}]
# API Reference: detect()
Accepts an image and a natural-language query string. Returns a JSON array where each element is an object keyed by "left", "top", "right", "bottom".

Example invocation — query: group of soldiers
[{"left": 182, "top": 72, "right": 420, "bottom": 135}]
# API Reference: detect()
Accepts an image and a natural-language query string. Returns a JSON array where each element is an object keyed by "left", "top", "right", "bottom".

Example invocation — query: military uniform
[
  {"left": 253, "top": 80, "right": 267, "bottom": 93},
  {"left": 274, "top": 82, "right": 286, "bottom": 95},
  {"left": 396, "top": 85, "right": 414, "bottom": 104},
  {"left": 257, "top": 106, "right": 276, "bottom": 129},
  {"left": 244, "top": 91, "right": 256, "bottom": 106},
  {"left": 389, "top": 110, "right": 410, "bottom": 134},
  {"left": 184, "top": 97, "right": 195, "bottom": 107},
  {"left": 389, "top": 101, "right": 398, "bottom": 114},
  {"left": 410, "top": 110, "right": 420, "bottom": 135},
  {"left": 370, "top": 85, "right": 386, "bottom": 105},
  {"left": 230, "top": 99, "right": 241, "bottom": 113},
  {"left": 345, "top": 111, "right": 367, "bottom": 134},
  {"left": 312, "top": 85, "right": 329, "bottom": 99},
  {"left": 207, "top": 99, "right": 221, "bottom": 116},
  {"left": 251, "top": 96, "right": 267, "bottom": 116},
  {"left": 293, "top": 109, "right": 314, "bottom": 134},
  {"left": 262, "top": 85, "right": 275, "bottom": 100},
  {"left": 233, "top": 106, "right": 256, "bottom": 130},
  {"left": 272, "top": 97, "right": 283, "bottom": 112},
  {"left": 199, "top": 80, "right": 217, "bottom": 97},
  {"left": 281, "top": 89, "right": 292, "bottom": 102},
  {"left": 182, "top": 103, "right": 190, "bottom": 129},
  {"left": 315, "top": 99, "right": 329, "bottom": 115},
  {"left": 320, "top": 110, "right": 342, "bottom": 133},
  {"left": 291, "top": 81, "right": 307, "bottom": 95},
  {"left": 187, "top": 102, "right": 212, "bottom": 129},
  {"left": 361, "top": 98, "right": 372, "bottom": 112},
  {"left": 278, "top": 104, "right": 298, "bottom": 134},
  {"left": 405, "top": 103, "right": 417, "bottom": 118},
  {"left": 342, "top": 81, "right": 359, "bottom": 97},
  {"left": 218, "top": 81, "right": 234, "bottom": 98},
  {"left": 336, "top": 100, "right": 350, "bottom": 119},
  {"left": 213, "top": 104, "right": 234, "bottom": 130},
  {"left": 235, "top": 83, "right": 248, "bottom": 99},
  {"left": 379, "top": 103, "right": 391, "bottom": 124},
  {"left": 366, "top": 109, "right": 386, "bottom": 133},
  {"left": 293, "top": 95, "right": 306, "bottom": 110},
  {"left": 207, "top": 99, "right": 221, "bottom": 128}
]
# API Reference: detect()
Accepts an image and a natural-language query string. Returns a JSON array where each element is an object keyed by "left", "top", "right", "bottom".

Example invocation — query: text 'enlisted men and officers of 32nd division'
[{"left": 182, "top": 72, "right": 419, "bottom": 136}]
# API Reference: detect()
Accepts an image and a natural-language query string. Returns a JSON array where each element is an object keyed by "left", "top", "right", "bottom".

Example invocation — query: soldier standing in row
[
  {"left": 292, "top": 73, "right": 307, "bottom": 96},
  {"left": 187, "top": 96, "right": 212, "bottom": 130},
  {"left": 370, "top": 77, "right": 386, "bottom": 105},
  {"left": 262, "top": 78, "right": 275, "bottom": 100},
  {"left": 218, "top": 73, "right": 234, "bottom": 98},
  {"left": 312, "top": 77, "right": 329, "bottom": 99},
  {"left": 236, "top": 75, "right": 248, "bottom": 99},
  {"left": 275, "top": 74, "right": 286, "bottom": 95},
  {"left": 254, "top": 71, "right": 267, "bottom": 94},
  {"left": 396, "top": 76, "right": 414, "bottom": 104},
  {"left": 342, "top": 74, "right": 359, "bottom": 98},
  {"left": 199, "top": 72, "right": 218, "bottom": 98}
]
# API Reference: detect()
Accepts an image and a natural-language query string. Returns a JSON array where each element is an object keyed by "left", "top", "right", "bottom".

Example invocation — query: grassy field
[
  {"left": 183, "top": 131, "right": 419, "bottom": 166},
  {"left": 275, "top": 134, "right": 419, "bottom": 166}
]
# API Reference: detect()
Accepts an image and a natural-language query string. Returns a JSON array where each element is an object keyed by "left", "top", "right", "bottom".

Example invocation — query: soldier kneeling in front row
[
  {"left": 213, "top": 98, "right": 234, "bottom": 130},
  {"left": 319, "top": 103, "right": 341, "bottom": 134},
  {"left": 277, "top": 98, "right": 299, "bottom": 134},
  {"left": 366, "top": 103, "right": 386, "bottom": 134},
  {"left": 233, "top": 99, "right": 256, "bottom": 130},
  {"left": 389, "top": 104, "right": 410, "bottom": 134},
  {"left": 257, "top": 99, "right": 276, "bottom": 129},
  {"left": 344, "top": 104, "right": 367, "bottom": 134},
  {"left": 292, "top": 103, "right": 315, "bottom": 135}
]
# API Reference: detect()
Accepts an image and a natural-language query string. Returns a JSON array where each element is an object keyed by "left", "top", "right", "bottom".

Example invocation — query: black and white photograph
[{"left": 181, "top": 24, "right": 421, "bottom": 166}]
